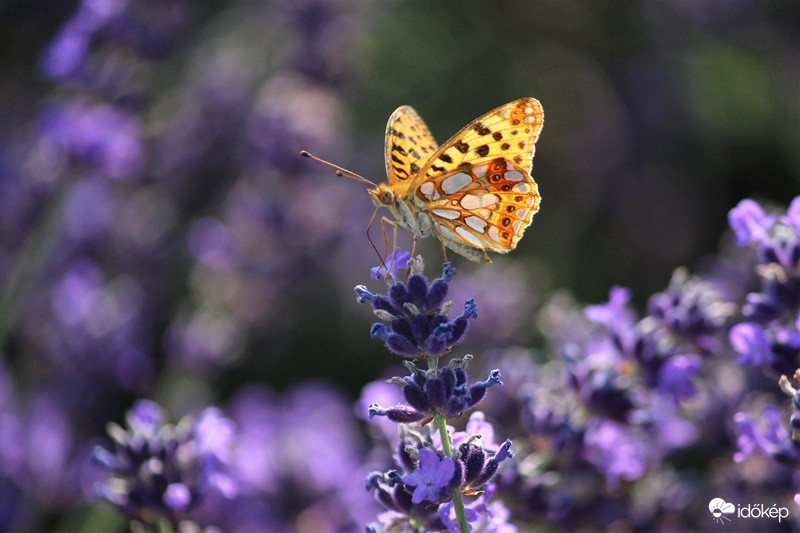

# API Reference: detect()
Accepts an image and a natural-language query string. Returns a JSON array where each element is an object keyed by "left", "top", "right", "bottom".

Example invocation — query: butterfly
[{"left": 302, "top": 98, "right": 543, "bottom": 263}]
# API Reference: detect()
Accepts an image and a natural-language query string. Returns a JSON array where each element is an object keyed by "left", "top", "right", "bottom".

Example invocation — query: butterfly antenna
[
  {"left": 300, "top": 150, "right": 376, "bottom": 187},
  {"left": 366, "top": 206, "right": 385, "bottom": 266}
]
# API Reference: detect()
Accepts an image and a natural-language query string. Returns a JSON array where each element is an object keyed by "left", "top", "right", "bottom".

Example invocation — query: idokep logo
[
  {"left": 708, "top": 498, "right": 735, "bottom": 524},
  {"left": 708, "top": 497, "right": 790, "bottom": 525}
]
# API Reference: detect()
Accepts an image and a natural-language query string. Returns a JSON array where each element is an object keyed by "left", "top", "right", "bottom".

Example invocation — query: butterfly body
[{"left": 374, "top": 98, "right": 544, "bottom": 263}]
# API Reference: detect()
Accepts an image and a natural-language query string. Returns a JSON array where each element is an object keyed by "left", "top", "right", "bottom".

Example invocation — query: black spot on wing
[
  {"left": 475, "top": 145, "right": 489, "bottom": 157},
  {"left": 455, "top": 141, "right": 469, "bottom": 153}
]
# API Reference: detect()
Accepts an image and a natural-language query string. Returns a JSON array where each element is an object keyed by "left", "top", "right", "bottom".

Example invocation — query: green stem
[{"left": 428, "top": 358, "right": 469, "bottom": 533}]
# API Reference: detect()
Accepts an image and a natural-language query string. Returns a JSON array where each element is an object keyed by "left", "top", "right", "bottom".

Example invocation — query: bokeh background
[{"left": 1, "top": 0, "right": 799, "bottom": 530}]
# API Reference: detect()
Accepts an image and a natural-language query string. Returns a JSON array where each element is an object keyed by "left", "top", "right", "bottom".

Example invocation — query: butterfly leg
[
  {"left": 426, "top": 223, "right": 450, "bottom": 264},
  {"left": 379, "top": 216, "right": 399, "bottom": 261},
  {"left": 379, "top": 216, "right": 407, "bottom": 280}
]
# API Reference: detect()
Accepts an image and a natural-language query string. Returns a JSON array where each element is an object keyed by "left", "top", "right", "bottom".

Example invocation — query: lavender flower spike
[{"left": 355, "top": 254, "right": 477, "bottom": 359}]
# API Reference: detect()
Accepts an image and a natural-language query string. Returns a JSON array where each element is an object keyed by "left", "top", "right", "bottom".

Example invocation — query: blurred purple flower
[
  {"left": 657, "top": 354, "right": 701, "bottom": 403},
  {"left": 733, "top": 407, "right": 799, "bottom": 464},
  {"left": 728, "top": 198, "right": 774, "bottom": 246},
  {"left": 781, "top": 197, "right": 800, "bottom": 231},
  {"left": 448, "top": 259, "right": 536, "bottom": 346},
  {"left": 93, "top": 399, "right": 237, "bottom": 524},
  {"left": 729, "top": 322, "right": 771, "bottom": 366},
  {"left": 37, "top": 99, "right": 144, "bottom": 180},
  {"left": 451, "top": 411, "right": 501, "bottom": 452},
  {"left": 225, "top": 384, "right": 378, "bottom": 529},
  {"left": 39, "top": 0, "right": 126, "bottom": 79},
  {"left": 187, "top": 218, "right": 236, "bottom": 272},
  {"left": 585, "top": 286, "right": 636, "bottom": 332},
  {"left": 41, "top": 29, "right": 91, "bottom": 80},
  {"left": 357, "top": 378, "right": 404, "bottom": 444},
  {"left": 438, "top": 484, "right": 516, "bottom": 533},
  {"left": 582, "top": 418, "right": 647, "bottom": 489},
  {"left": 62, "top": 179, "right": 114, "bottom": 241}
]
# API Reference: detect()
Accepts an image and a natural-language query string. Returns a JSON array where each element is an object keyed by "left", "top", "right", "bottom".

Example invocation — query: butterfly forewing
[
  {"left": 417, "top": 98, "right": 542, "bottom": 181},
  {"left": 384, "top": 106, "right": 438, "bottom": 197},
  {"left": 406, "top": 98, "right": 543, "bottom": 261}
]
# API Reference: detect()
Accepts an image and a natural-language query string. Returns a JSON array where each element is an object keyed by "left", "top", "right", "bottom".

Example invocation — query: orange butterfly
[{"left": 303, "top": 98, "right": 543, "bottom": 263}]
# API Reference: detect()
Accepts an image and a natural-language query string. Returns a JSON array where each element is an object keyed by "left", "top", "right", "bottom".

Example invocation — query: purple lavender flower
[
  {"left": 582, "top": 418, "right": 648, "bottom": 490},
  {"left": 733, "top": 407, "right": 799, "bottom": 464},
  {"left": 366, "top": 469, "right": 447, "bottom": 532},
  {"left": 728, "top": 196, "right": 800, "bottom": 373},
  {"left": 585, "top": 285, "right": 637, "bottom": 337},
  {"left": 39, "top": 0, "right": 126, "bottom": 79},
  {"left": 457, "top": 439, "right": 514, "bottom": 491},
  {"left": 367, "top": 433, "right": 514, "bottom": 531},
  {"left": 92, "top": 399, "right": 237, "bottom": 526},
  {"left": 0, "top": 393, "right": 83, "bottom": 511},
  {"left": 438, "top": 484, "right": 516, "bottom": 533},
  {"left": 729, "top": 322, "right": 772, "bottom": 366},
  {"left": 371, "top": 247, "right": 412, "bottom": 282},
  {"left": 223, "top": 384, "right": 378, "bottom": 530},
  {"left": 656, "top": 354, "right": 701, "bottom": 403},
  {"left": 647, "top": 267, "right": 735, "bottom": 343},
  {"left": 356, "top": 257, "right": 477, "bottom": 358},
  {"left": 728, "top": 198, "right": 775, "bottom": 246},
  {"left": 368, "top": 359, "right": 503, "bottom": 423},
  {"left": 357, "top": 378, "right": 405, "bottom": 444},
  {"left": 451, "top": 411, "right": 501, "bottom": 452},
  {"left": 402, "top": 448, "right": 459, "bottom": 504},
  {"left": 37, "top": 99, "right": 144, "bottom": 180}
]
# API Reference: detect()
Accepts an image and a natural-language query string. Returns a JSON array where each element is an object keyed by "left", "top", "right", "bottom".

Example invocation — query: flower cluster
[
  {"left": 359, "top": 254, "right": 515, "bottom": 532},
  {"left": 365, "top": 413, "right": 514, "bottom": 533},
  {"left": 732, "top": 368, "right": 800, "bottom": 506},
  {"left": 368, "top": 358, "right": 502, "bottom": 423},
  {"left": 356, "top": 252, "right": 477, "bottom": 358},
  {"left": 729, "top": 198, "right": 800, "bottom": 374},
  {"left": 93, "top": 400, "right": 237, "bottom": 527}
]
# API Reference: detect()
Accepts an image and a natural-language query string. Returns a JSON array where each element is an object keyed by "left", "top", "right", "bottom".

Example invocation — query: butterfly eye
[{"left": 379, "top": 190, "right": 394, "bottom": 205}]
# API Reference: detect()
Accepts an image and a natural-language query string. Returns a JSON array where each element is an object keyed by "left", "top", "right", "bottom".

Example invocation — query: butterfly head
[{"left": 368, "top": 183, "right": 396, "bottom": 208}]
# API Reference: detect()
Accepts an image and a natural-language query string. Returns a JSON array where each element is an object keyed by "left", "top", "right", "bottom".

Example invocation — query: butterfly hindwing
[
  {"left": 413, "top": 157, "right": 540, "bottom": 258},
  {"left": 384, "top": 106, "right": 438, "bottom": 196}
]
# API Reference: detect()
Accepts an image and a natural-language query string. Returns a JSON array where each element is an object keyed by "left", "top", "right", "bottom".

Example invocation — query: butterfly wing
[
  {"left": 384, "top": 106, "right": 438, "bottom": 197},
  {"left": 409, "top": 98, "right": 544, "bottom": 262}
]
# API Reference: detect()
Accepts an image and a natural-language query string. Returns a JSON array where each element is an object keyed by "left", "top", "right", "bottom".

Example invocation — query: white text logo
[{"left": 708, "top": 497, "right": 789, "bottom": 525}]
